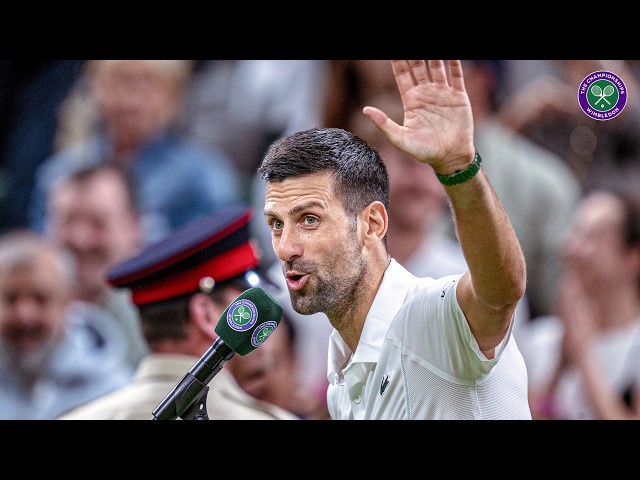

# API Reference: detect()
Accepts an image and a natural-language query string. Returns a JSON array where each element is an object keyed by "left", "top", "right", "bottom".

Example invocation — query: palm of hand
[
  {"left": 399, "top": 83, "right": 474, "bottom": 169},
  {"left": 363, "top": 60, "right": 475, "bottom": 174}
]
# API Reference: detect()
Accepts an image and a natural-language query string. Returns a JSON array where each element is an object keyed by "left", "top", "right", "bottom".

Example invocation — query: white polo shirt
[{"left": 326, "top": 260, "right": 531, "bottom": 420}]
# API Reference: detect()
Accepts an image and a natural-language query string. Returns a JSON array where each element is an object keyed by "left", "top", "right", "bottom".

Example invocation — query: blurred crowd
[{"left": 1, "top": 59, "right": 639, "bottom": 420}]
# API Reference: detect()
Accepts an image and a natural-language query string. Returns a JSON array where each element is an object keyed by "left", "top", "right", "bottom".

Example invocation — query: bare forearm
[{"left": 448, "top": 168, "right": 526, "bottom": 310}]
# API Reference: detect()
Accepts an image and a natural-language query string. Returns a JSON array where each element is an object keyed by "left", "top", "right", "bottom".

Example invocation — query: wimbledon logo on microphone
[
  {"left": 226, "top": 298, "right": 277, "bottom": 347},
  {"left": 251, "top": 321, "right": 278, "bottom": 348},
  {"left": 578, "top": 70, "right": 627, "bottom": 121},
  {"left": 227, "top": 299, "right": 258, "bottom": 331}
]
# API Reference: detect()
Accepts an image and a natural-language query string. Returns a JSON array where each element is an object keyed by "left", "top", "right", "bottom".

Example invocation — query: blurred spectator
[
  {"left": 498, "top": 60, "right": 640, "bottom": 191},
  {"left": 45, "top": 164, "right": 149, "bottom": 369},
  {"left": 0, "top": 230, "right": 133, "bottom": 419},
  {"left": 0, "top": 60, "right": 85, "bottom": 233},
  {"left": 179, "top": 60, "right": 329, "bottom": 199},
  {"left": 226, "top": 311, "right": 331, "bottom": 419},
  {"left": 518, "top": 187, "right": 640, "bottom": 419},
  {"left": 57, "top": 205, "right": 299, "bottom": 420},
  {"left": 28, "top": 60, "right": 243, "bottom": 245},
  {"left": 462, "top": 60, "right": 582, "bottom": 319}
]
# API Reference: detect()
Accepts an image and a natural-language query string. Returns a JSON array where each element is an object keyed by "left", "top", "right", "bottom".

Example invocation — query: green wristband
[{"left": 436, "top": 150, "right": 482, "bottom": 186}]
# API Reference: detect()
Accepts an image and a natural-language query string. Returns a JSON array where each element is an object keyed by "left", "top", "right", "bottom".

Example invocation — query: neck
[{"left": 330, "top": 255, "right": 391, "bottom": 353}]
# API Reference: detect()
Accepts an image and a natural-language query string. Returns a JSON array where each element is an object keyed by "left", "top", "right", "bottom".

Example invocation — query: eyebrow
[{"left": 264, "top": 201, "right": 326, "bottom": 219}]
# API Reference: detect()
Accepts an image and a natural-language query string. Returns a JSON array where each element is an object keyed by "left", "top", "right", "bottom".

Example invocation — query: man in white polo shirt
[{"left": 258, "top": 60, "right": 531, "bottom": 420}]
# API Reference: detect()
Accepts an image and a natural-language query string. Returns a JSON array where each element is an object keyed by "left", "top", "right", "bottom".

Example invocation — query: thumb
[{"left": 362, "top": 105, "right": 402, "bottom": 139}]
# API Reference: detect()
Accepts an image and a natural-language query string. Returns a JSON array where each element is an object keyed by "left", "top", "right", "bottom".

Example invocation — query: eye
[
  {"left": 303, "top": 216, "right": 318, "bottom": 226},
  {"left": 269, "top": 218, "right": 284, "bottom": 231}
]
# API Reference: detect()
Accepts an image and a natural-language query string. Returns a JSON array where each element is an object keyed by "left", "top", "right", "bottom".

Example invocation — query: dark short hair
[
  {"left": 138, "top": 295, "right": 191, "bottom": 342},
  {"left": 258, "top": 127, "right": 389, "bottom": 218}
]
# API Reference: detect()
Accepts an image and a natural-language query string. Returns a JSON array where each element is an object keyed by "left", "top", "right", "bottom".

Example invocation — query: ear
[
  {"left": 361, "top": 201, "right": 388, "bottom": 247},
  {"left": 187, "top": 293, "right": 219, "bottom": 341}
]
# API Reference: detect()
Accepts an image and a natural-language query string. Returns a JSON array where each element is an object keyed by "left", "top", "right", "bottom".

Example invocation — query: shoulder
[
  {"left": 34, "top": 138, "right": 104, "bottom": 192},
  {"left": 56, "top": 387, "right": 127, "bottom": 419},
  {"left": 407, "top": 274, "right": 463, "bottom": 304},
  {"left": 39, "top": 137, "right": 102, "bottom": 173},
  {"left": 383, "top": 271, "right": 464, "bottom": 340}
]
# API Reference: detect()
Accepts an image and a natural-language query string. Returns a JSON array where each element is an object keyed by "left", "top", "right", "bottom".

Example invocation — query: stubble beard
[{"left": 288, "top": 239, "right": 366, "bottom": 321}]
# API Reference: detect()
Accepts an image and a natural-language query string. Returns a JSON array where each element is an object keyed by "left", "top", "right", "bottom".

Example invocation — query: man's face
[
  {"left": 47, "top": 172, "right": 142, "bottom": 303},
  {"left": 263, "top": 172, "right": 366, "bottom": 317},
  {"left": 94, "top": 60, "right": 179, "bottom": 146},
  {"left": 0, "top": 252, "right": 69, "bottom": 371}
]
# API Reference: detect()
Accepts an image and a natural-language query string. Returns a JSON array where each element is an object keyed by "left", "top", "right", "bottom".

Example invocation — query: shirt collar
[{"left": 327, "top": 259, "right": 416, "bottom": 382}]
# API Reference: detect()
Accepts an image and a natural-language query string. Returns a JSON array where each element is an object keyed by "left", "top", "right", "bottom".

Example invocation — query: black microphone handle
[
  {"left": 189, "top": 337, "right": 236, "bottom": 385},
  {"left": 151, "top": 337, "right": 236, "bottom": 420}
]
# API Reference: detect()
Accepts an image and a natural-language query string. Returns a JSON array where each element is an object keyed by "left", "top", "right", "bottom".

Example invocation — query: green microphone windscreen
[{"left": 214, "top": 287, "right": 283, "bottom": 355}]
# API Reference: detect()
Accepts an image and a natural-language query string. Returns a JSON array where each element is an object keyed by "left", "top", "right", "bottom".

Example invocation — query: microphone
[{"left": 151, "top": 287, "right": 283, "bottom": 420}]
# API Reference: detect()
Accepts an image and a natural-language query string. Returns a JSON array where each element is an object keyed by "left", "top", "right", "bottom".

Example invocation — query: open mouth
[{"left": 286, "top": 273, "right": 308, "bottom": 291}]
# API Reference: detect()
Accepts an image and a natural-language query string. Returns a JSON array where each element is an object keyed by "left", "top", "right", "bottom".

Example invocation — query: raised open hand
[{"left": 362, "top": 60, "right": 475, "bottom": 175}]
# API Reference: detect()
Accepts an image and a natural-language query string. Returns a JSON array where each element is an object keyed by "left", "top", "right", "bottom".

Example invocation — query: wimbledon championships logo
[
  {"left": 251, "top": 321, "right": 278, "bottom": 348},
  {"left": 578, "top": 70, "right": 627, "bottom": 121},
  {"left": 226, "top": 298, "right": 258, "bottom": 331}
]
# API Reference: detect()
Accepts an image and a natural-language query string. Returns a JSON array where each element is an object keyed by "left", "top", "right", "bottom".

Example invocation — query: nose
[
  {"left": 65, "top": 219, "right": 97, "bottom": 251},
  {"left": 275, "top": 225, "right": 303, "bottom": 263},
  {"left": 13, "top": 296, "right": 42, "bottom": 326}
]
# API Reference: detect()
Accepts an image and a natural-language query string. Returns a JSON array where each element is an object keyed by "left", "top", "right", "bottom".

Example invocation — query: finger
[
  {"left": 407, "top": 60, "right": 429, "bottom": 84},
  {"left": 447, "top": 60, "right": 466, "bottom": 91},
  {"left": 362, "top": 105, "right": 403, "bottom": 139},
  {"left": 427, "top": 60, "right": 447, "bottom": 85},
  {"left": 391, "top": 60, "right": 416, "bottom": 94}
]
